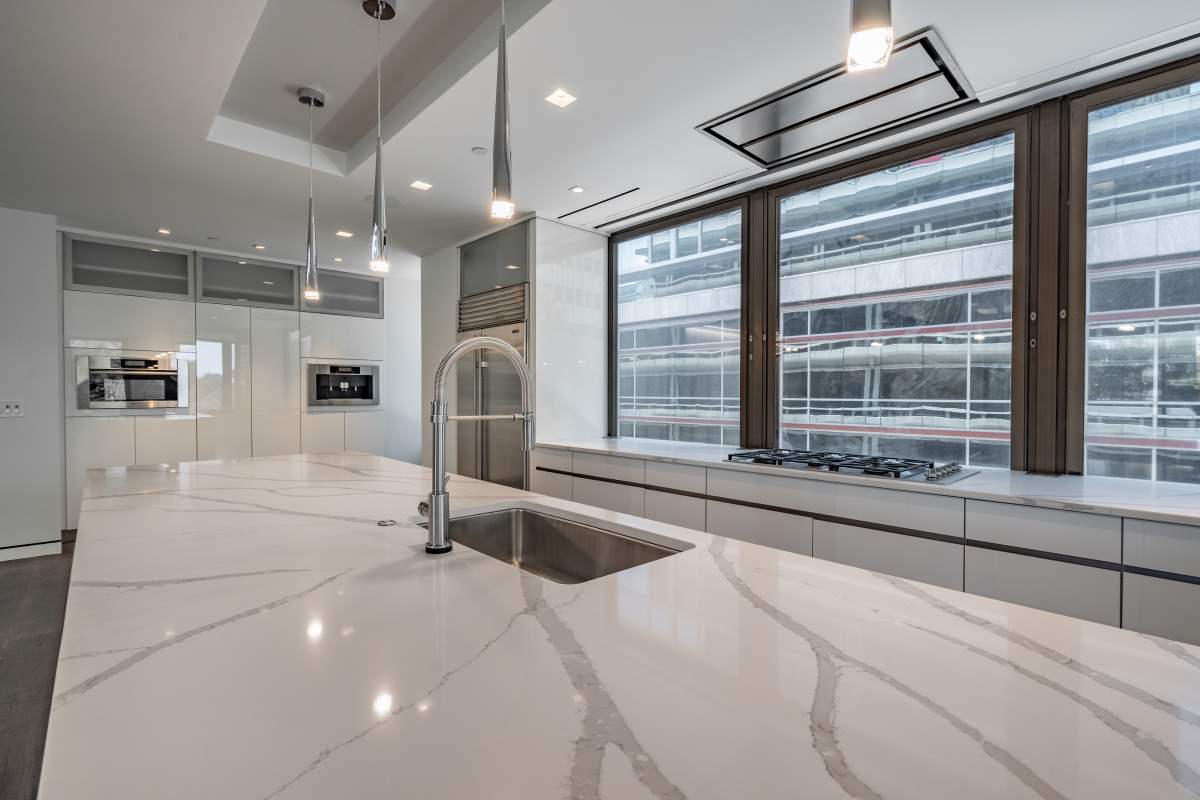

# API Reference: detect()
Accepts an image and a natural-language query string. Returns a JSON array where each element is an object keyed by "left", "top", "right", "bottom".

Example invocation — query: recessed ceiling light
[
  {"left": 410, "top": 180, "right": 433, "bottom": 191},
  {"left": 568, "top": 185, "right": 585, "bottom": 193},
  {"left": 237, "top": 260, "right": 247, "bottom": 265},
  {"left": 545, "top": 89, "right": 576, "bottom": 108},
  {"left": 505, "top": 264, "right": 520, "bottom": 270},
  {"left": 335, "top": 230, "right": 354, "bottom": 238},
  {"left": 156, "top": 227, "right": 171, "bottom": 235},
  {"left": 254, "top": 244, "right": 267, "bottom": 250},
  {"left": 262, "top": 280, "right": 275, "bottom": 286},
  {"left": 149, "top": 248, "right": 160, "bottom": 252},
  {"left": 333, "top": 257, "right": 343, "bottom": 263}
]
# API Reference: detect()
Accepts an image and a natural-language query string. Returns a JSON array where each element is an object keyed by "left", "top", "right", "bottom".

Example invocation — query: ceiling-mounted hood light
[
  {"left": 847, "top": 0, "right": 893, "bottom": 72},
  {"left": 298, "top": 87, "right": 325, "bottom": 302},
  {"left": 490, "top": 0, "right": 515, "bottom": 220},
  {"left": 364, "top": 1, "right": 395, "bottom": 272}
]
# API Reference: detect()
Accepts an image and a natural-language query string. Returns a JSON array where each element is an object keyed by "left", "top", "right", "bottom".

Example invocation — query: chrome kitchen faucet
[{"left": 424, "top": 336, "right": 534, "bottom": 554}]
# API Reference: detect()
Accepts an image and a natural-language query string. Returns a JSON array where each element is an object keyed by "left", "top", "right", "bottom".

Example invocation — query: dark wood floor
[{"left": 0, "top": 546, "right": 73, "bottom": 800}]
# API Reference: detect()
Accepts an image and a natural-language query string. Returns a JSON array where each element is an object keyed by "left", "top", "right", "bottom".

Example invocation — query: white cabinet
[
  {"left": 966, "top": 500, "right": 1121, "bottom": 562},
  {"left": 134, "top": 416, "right": 197, "bottom": 466},
  {"left": 645, "top": 461, "right": 705, "bottom": 494},
  {"left": 65, "top": 417, "right": 135, "bottom": 530},
  {"left": 965, "top": 548, "right": 1120, "bottom": 626},
  {"left": 251, "top": 308, "right": 301, "bottom": 457},
  {"left": 302, "top": 411, "right": 346, "bottom": 454},
  {"left": 706, "top": 500, "right": 812, "bottom": 556},
  {"left": 572, "top": 451, "right": 645, "bottom": 483},
  {"left": 1124, "top": 518, "right": 1200, "bottom": 577},
  {"left": 530, "top": 448, "right": 572, "bottom": 500},
  {"left": 572, "top": 476, "right": 644, "bottom": 516},
  {"left": 196, "top": 304, "right": 252, "bottom": 460},
  {"left": 813, "top": 520, "right": 963, "bottom": 590},
  {"left": 345, "top": 410, "right": 387, "bottom": 456},
  {"left": 300, "top": 312, "right": 386, "bottom": 361},
  {"left": 645, "top": 490, "right": 706, "bottom": 531},
  {"left": 1123, "top": 574, "right": 1200, "bottom": 646},
  {"left": 64, "top": 290, "right": 195, "bottom": 352}
]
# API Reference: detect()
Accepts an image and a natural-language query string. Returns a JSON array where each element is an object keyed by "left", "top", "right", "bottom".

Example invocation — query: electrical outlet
[{"left": 0, "top": 401, "right": 23, "bottom": 418}]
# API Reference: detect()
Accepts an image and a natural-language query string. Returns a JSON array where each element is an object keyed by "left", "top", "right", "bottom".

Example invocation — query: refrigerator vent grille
[
  {"left": 697, "top": 28, "right": 974, "bottom": 169},
  {"left": 458, "top": 283, "right": 527, "bottom": 331}
]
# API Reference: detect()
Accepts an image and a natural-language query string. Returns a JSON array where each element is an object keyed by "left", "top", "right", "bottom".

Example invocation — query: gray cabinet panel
[
  {"left": 965, "top": 548, "right": 1120, "bottom": 626},
  {"left": 198, "top": 256, "right": 297, "bottom": 309},
  {"left": 706, "top": 501, "right": 812, "bottom": 556},
  {"left": 65, "top": 235, "right": 193, "bottom": 299},
  {"left": 572, "top": 476, "right": 644, "bottom": 517},
  {"left": 1124, "top": 518, "right": 1200, "bottom": 577},
  {"left": 813, "top": 520, "right": 962, "bottom": 590},
  {"left": 301, "top": 269, "right": 384, "bottom": 318},
  {"left": 965, "top": 500, "right": 1120, "bottom": 562},
  {"left": 460, "top": 221, "right": 530, "bottom": 296},
  {"left": 1123, "top": 573, "right": 1200, "bottom": 646},
  {"left": 645, "top": 490, "right": 706, "bottom": 531}
]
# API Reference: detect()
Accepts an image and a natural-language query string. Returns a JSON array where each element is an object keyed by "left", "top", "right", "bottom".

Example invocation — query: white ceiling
[{"left": 1, "top": 0, "right": 1198, "bottom": 267}]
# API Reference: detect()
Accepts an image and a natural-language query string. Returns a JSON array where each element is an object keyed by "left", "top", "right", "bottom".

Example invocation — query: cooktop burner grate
[{"left": 727, "top": 449, "right": 939, "bottom": 479}]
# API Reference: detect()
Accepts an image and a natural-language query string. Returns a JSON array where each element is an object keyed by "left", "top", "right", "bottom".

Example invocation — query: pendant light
[
  {"left": 847, "top": 0, "right": 893, "bottom": 72},
  {"left": 364, "top": 1, "right": 394, "bottom": 272},
  {"left": 298, "top": 87, "right": 325, "bottom": 301},
  {"left": 490, "top": 0, "right": 514, "bottom": 220}
]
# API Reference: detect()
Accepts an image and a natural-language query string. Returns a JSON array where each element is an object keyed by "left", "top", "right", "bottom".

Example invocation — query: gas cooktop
[{"left": 726, "top": 449, "right": 977, "bottom": 483}]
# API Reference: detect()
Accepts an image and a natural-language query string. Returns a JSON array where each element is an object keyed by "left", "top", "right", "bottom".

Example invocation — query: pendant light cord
[
  {"left": 500, "top": 0, "right": 506, "bottom": 30},
  {"left": 376, "top": 4, "right": 382, "bottom": 140},
  {"left": 308, "top": 101, "right": 314, "bottom": 202}
]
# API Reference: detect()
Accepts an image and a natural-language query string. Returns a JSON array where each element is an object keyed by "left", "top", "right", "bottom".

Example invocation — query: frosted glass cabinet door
[
  {"left": 196, "top": 305, "right": 252, "bottom": 459},
  {"left": 251, "top": 308, "right": 301, "bottom": 456}
]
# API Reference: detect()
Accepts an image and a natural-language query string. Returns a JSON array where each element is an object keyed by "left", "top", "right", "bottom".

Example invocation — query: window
[
  {"left": 1083, "top": 81, "right": 1200, "bottom": 483},
  {"left": 615, "top": 210, "right": 742, "bottom": 445},
  {"left": 775, "top": 135, "right": 1016, "bottom": 465}
]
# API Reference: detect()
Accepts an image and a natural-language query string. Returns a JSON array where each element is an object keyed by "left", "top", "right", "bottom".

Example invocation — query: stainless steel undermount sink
[{"left": 447, "top": 509, "right": 691, "bottom": 584}]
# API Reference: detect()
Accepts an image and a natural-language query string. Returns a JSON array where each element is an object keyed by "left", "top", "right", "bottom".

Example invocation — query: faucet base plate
[{"left": 425, "top": 542, "right": 453, "bottom": 555}]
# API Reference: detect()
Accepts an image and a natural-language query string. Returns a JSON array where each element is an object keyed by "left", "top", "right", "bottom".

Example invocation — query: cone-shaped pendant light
[
  {"left": 298, "top": 87, "right": 325, "bottom": 301},
  {"left": 490, "top": 0, "right": 514, "bottom": 220},
  {"left": 365, "top": 1, "right": 394, "bottom": 272}
]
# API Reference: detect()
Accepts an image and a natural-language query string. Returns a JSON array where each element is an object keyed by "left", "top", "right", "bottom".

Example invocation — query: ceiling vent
[{"left": 698, "top": 28, "right": 974, "bottom": 169}]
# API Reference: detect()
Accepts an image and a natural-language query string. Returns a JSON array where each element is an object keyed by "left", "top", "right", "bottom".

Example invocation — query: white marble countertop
[
  {"left": 39, "top": 452, "right": 1200, "bottom": 799},
  {"left": 539, "top": 438, "right": 1200, "bottom": 527}
]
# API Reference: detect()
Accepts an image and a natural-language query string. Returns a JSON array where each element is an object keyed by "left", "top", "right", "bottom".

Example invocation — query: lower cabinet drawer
[
  {"left": 644, "top": 490, "right": 705, "bottom": 531},
  {"left": 964, "top": 548, "right": 1120, "bottom": 627},
  {"left": 572, "top": 476, "right": 644, "bottom": 517},
  {"left": 812, "top": 521, "right": 963, "bottom": 590},
  {"left": 706, "top": 501, "right": 812, "bottom": 556},
  {"left": 1123, "top": 573, "right": 1200, "bottom": 646},
  {"left": 530, "top": 467, "right": 572, "bottom": 501}
]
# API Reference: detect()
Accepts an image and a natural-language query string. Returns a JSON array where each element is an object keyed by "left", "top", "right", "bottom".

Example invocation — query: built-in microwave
[
  {"left": 307, "top": 364, "right": 380, "bottom": 407},
  {"left": 76, "top": 354, "right": 189, "bottom": 411}
]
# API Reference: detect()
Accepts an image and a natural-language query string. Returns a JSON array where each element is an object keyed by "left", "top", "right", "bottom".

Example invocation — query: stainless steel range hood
[{"left": 698, "top": 28, "right": 975, "bottom": 168}]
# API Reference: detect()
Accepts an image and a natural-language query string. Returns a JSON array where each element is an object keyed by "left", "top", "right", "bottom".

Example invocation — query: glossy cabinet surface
[
  {"left": 530, "top": 449, "right": 572, "bottom": 500},
  {"left": 251, "top": 308, "right": 301, "bottom": 457},
  {"left": 1123, "top": 573, "right": 1200, "bottom": 646},
  {"left": 644, "top": 490, "right": 706, "bottom": 531},
  {"left": 134, "top": 416, "right": 197, "bottom": 466},
  {"left": 812, "top": 520, "right": 963, "bottom": 590},
  {"left": 65, "top": 236, "right": 192, "bottom": 299},
  {"left": 302, "top": 411, "right": 345, "bottom": 454},
  {"left": 706, "top": 500, "right": 813, "bottom": 556},
  {"left": 345, "top": 411, "right": 387, "bottom": 456},
  {"left": 198, "top": 256, "right": 297, "bottom": 309},
  {"left": 571, "top": 476, "right": 644, "bottom": 517},
  {"left": 300, "top": 270, "right": 384, "bottom": 318},
  {"left": 64, "top": 291, "right": 196, "bottom": 352},
  {"left": 1124, "top": 518, "right": 1200, "bottom": 577},
  {"left": 65, "top": 417, "right": 135, "bottom": 529},
  {"left": 966, "top": 500, "right": 1121, "bottom": 562},
  {"left": 196, "top": 305, "right": 252, "bottom": 460},
  {"left": 301, "top": 312, "right": 386, "bottom": 361},
  {"left": 965, "top": 548, "right": 1120, "bottom": 626}
]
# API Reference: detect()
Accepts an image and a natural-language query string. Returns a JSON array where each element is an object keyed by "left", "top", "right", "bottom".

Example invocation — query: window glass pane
[
  {"left": 777, "top": 134, "right": 1016, "bottom": 466},
  {"left": 616, "top": 210, "right": 741, "bottom": 444},
  {"left": 1085, "top": 81, "right": 1200, "bottom": 484}
]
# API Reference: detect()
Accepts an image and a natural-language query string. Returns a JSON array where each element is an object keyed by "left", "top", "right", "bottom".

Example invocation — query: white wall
[
  {"left": 420, "top": 244, "right": 460, "bottom": 470},
  {"left": 384, "top": 253, "right": 422, "bottom": 463},
  {"left": 0, "top": 207, "right": 64, "bottom": 558}
]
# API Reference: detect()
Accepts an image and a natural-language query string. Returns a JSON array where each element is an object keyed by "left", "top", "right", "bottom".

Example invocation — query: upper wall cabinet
[
  {"left": 460, "top": 220, "right": 530, "bottom": 297},
  {"left": 301, "top": 269, "right": 384, "bottom": 318},
  {"left": 64, "top": 235, "right": 194, "bottom": 299},
  {"left": 198, "top": 256, "right": 298, "bottom": 310}
]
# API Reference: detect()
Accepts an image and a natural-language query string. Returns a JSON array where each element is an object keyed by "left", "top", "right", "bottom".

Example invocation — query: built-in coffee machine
[{"left": 306, "top": 363, "right": 380, "bottom": 407}]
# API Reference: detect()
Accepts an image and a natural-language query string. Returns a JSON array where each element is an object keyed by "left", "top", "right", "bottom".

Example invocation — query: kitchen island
[{"left": 39, "top": 453, "right": 1200, "bottom": 799}]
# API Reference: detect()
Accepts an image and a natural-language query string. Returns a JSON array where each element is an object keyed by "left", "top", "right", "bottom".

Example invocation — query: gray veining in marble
[
  {"left": 72, "top": 569, "right": 314, "bottom": 590},
  {"left": 709, "top": 536, "right": 1068, "bottom": 800}
]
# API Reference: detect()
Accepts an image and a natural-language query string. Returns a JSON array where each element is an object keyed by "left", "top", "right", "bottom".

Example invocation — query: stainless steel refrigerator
[{"left": 456, "top": 320, "right": 527, "bottom": 489}]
